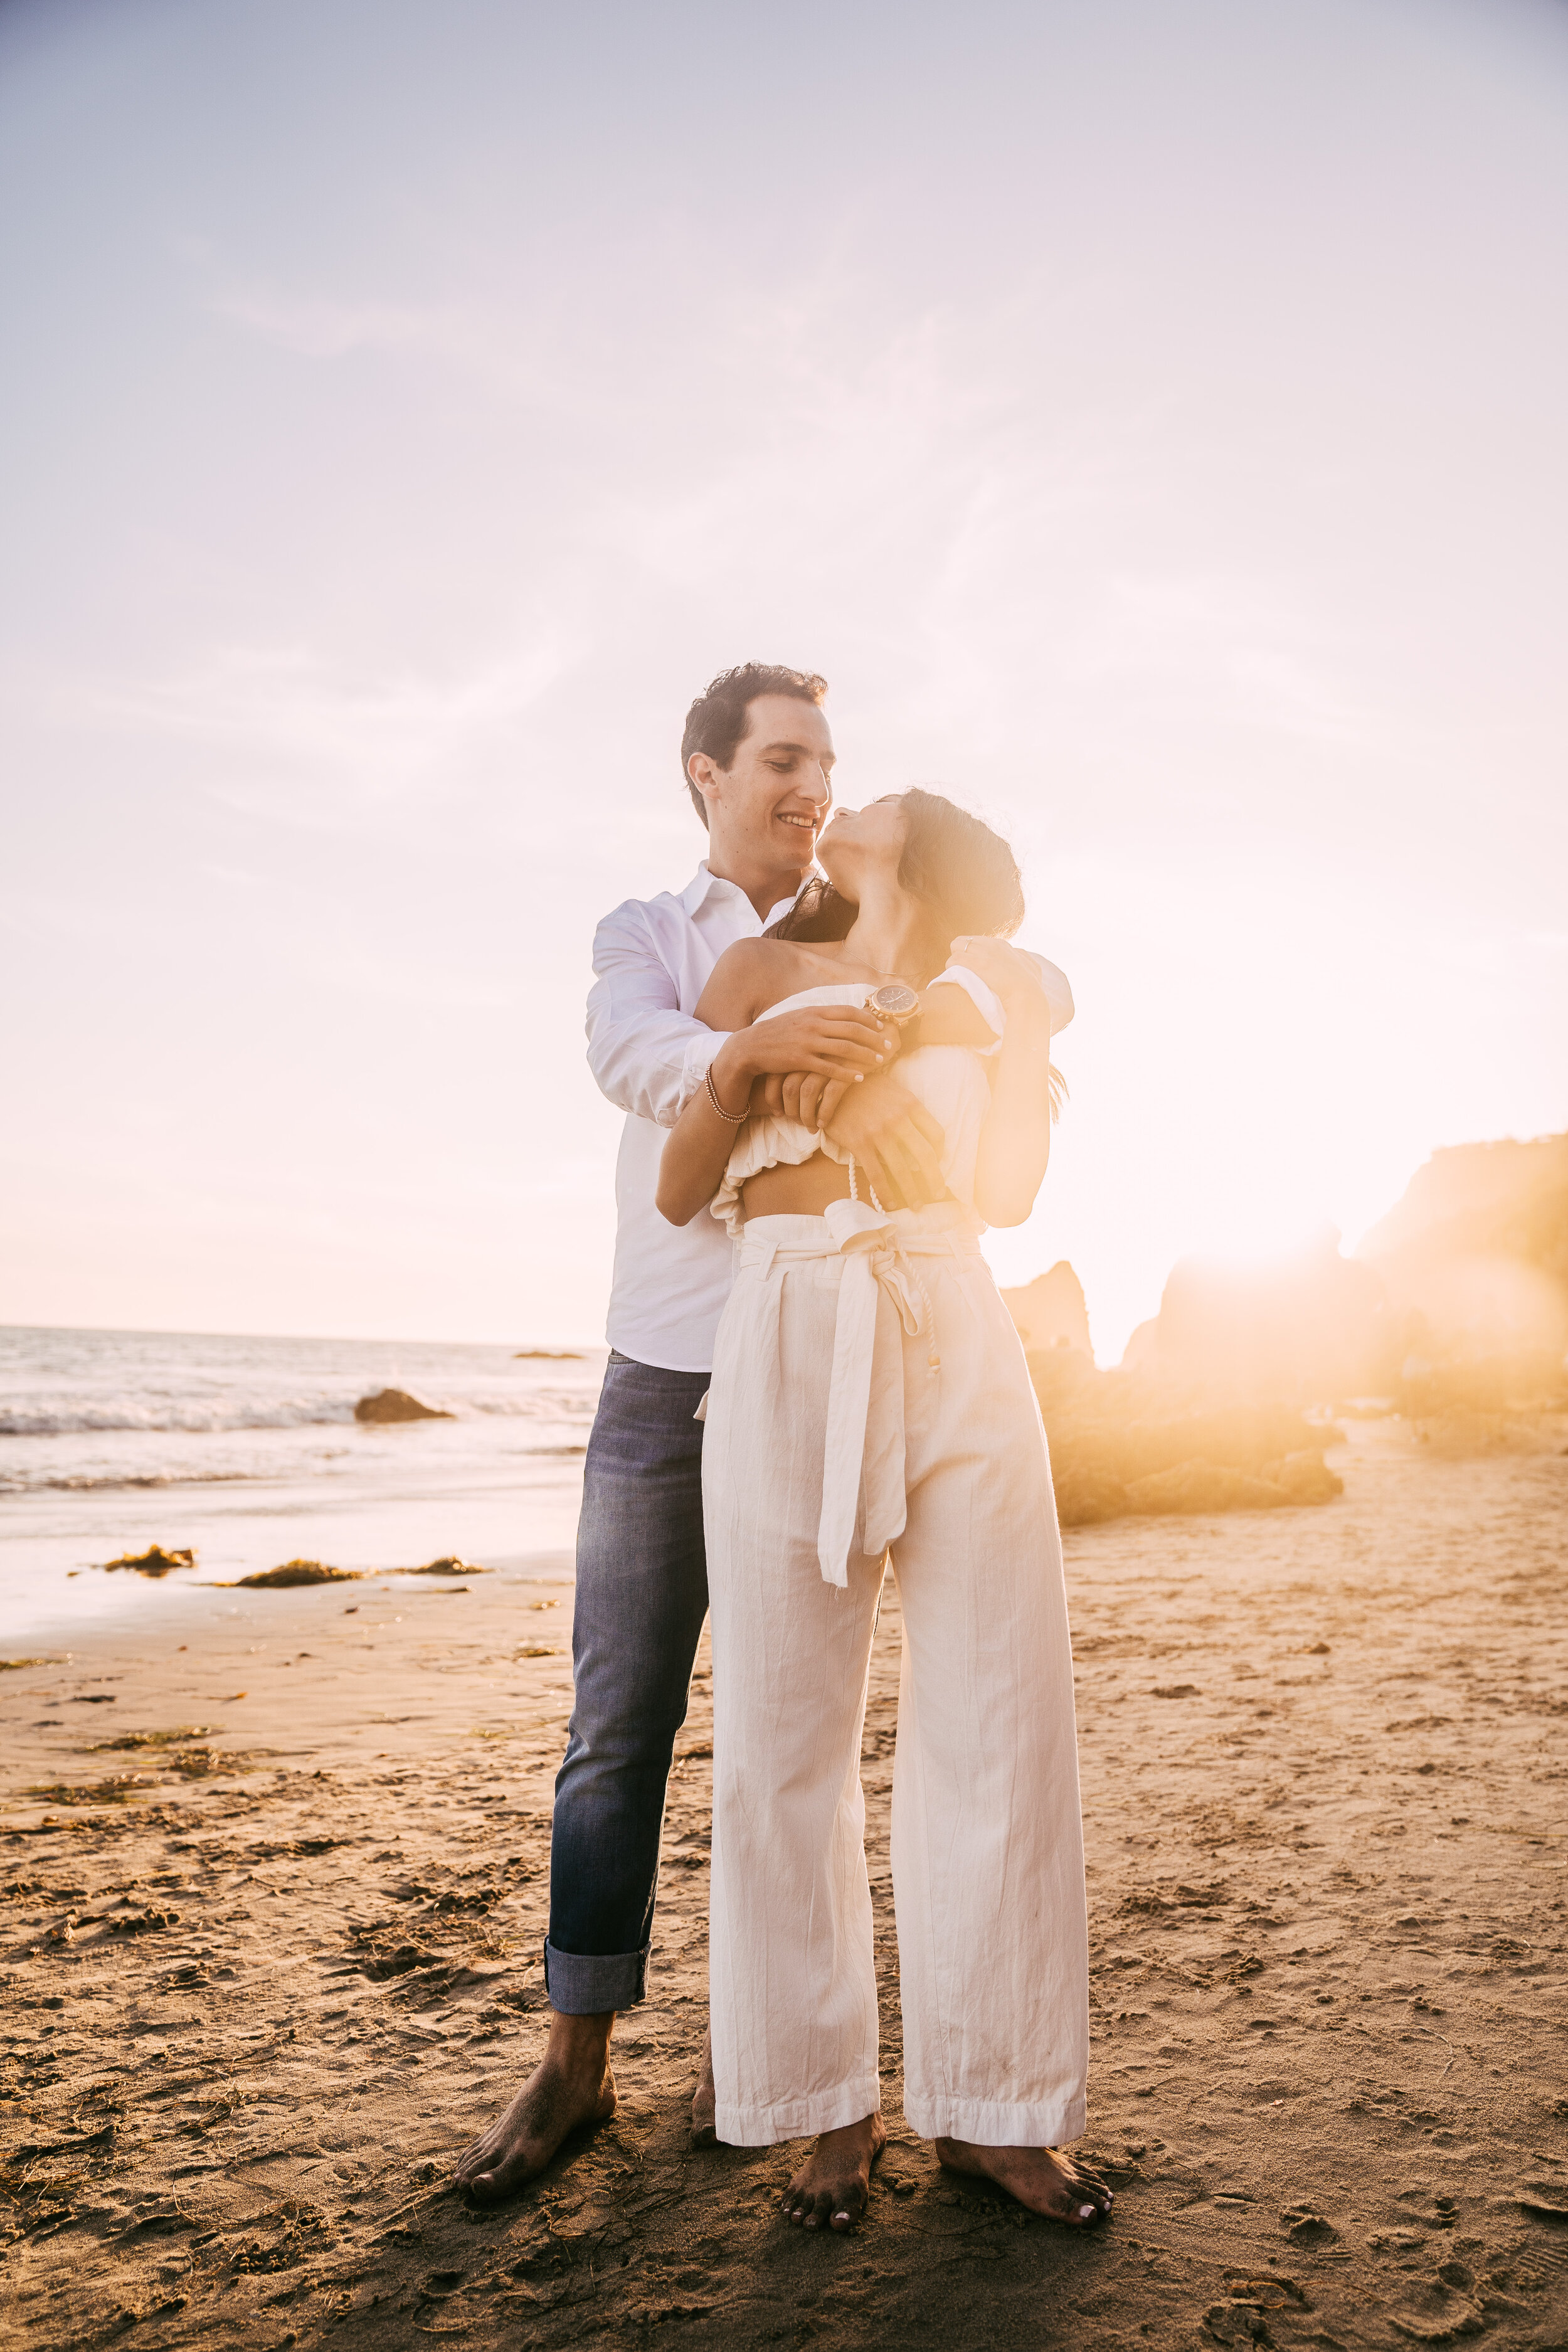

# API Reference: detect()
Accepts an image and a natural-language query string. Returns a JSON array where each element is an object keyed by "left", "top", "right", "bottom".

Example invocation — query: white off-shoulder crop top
[{"left": 709, "top": 968, "right": 1001, "bottom": 1238}]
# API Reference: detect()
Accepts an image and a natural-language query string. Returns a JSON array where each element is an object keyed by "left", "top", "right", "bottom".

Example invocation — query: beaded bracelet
[{"left": 705, "top": 1065, "right": 748, "bottom": 1124}]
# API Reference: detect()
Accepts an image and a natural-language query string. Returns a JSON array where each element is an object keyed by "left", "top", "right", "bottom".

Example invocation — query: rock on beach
[{"left": 352, "top": 1387, "right": 454, "bottom": 1424}]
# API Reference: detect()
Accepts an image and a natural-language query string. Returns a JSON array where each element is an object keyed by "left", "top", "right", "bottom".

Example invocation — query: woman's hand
[
  {"left": 711, "top": 1004, "right": 896, "bottom": 1110},
  {"left": 946, "top": 937, "right": 1052, "bottom": 1019}
]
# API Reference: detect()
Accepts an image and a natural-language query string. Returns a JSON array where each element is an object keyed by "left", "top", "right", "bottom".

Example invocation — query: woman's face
[{"left": 817, "top": 795, "right": 908, "bottom": 891}]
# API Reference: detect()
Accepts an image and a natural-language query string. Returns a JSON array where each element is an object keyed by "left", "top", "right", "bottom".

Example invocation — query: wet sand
[{"left": 4, "top": 1422, "right": 1567, "bottom": 2349}]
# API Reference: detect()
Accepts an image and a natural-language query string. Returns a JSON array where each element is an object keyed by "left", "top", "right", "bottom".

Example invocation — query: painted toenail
[{"left": 1079, "top": 2204, "right": 1096, "bottom": 2221}]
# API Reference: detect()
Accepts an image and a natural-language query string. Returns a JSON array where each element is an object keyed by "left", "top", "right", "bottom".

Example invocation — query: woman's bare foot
[
  {"left": 781, "top": 2112, "right": 887, "bottom": 2232},
  {"left": 691, "top": 2030, "right": 717, "bottom": 2148},
  {"left": 455, "top": 2011, "right": 616, "bottom": 2204},
  {"left": 935, "top": 2137, "right": 1113, "bottom": 2226}
]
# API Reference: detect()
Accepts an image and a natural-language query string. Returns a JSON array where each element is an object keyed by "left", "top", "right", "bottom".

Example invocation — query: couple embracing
[{"left": 458, "top": 664, "right": 1111, "bottom": 2233}]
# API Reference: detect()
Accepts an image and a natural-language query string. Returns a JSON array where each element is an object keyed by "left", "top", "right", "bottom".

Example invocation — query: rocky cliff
[{"left": 1000, "top": 1260, "right": 1093, "bottom": 1357}]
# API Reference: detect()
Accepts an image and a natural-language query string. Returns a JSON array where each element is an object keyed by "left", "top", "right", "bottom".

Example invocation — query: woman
[{"left": 657, "top": 790, "right": 1111, "bottom": 2235}]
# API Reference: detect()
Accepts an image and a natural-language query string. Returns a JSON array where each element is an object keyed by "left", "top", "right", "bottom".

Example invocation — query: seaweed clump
[
  {"left": 235, "top": 1560, "right": 361, "bottom": 1589},
  {"left": 92, "top": 1727, "right": 219, "bottom": 1751},
  {"left": 27, "top": 1774, "right": 151, "bottom": 1806},
  {"left": 102, "top": 1546, "right": 194, "bottom": 1577}
]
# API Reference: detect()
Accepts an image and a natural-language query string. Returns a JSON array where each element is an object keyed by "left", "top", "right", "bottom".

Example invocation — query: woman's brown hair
[
  {"left": 766, "top": 788, "right": 1024, "bottom": 956},
  {"left": 766, "top": 790, "right": 1063, "bottom": 1116}
]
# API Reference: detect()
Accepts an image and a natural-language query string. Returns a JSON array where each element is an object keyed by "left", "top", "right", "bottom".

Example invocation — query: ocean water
[{"left": 0, "top": 1326, "right": 605, "bottom": 1641}]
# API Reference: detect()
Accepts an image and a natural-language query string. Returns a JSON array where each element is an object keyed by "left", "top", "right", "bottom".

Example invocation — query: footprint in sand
[
  {"left": 1385, "top": 2267, "right": 1485, "bottom": 2344},
  {"left": 1281, "top": 2203, "right": 1339, "bottom": 2246}
]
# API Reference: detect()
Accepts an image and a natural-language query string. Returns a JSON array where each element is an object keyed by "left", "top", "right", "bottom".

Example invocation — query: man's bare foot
[
  {"left": 781, "top": 2112, "right": 886, "bottom": 2232},
  {"left": 935, "top": 2137, "right": 1113, "bottom": 2227},
  {"left": 691, "top": 2030, "right": 717, "bottom": 2148},
  {"left": 455, "top": 2010, "right": 616, "bottom": 2204}
]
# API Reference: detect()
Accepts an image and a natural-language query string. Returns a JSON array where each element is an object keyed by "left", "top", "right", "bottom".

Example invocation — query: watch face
[{"left": 870, "top": 982, "right": 919, "bottom": 1020}]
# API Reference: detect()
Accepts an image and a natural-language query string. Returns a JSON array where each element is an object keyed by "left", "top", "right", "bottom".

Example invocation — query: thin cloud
[
  {"left": 212, "top": 287, "right": 447, "bottom": 359},
  {"left": 1066, "top": 570, "right": 1369, "bottom": 746},
  {"left": 81, "top": 634, "right": 576, "bottom": 820}
]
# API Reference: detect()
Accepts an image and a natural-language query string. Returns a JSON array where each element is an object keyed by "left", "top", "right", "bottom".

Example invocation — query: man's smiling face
[{"left": 689, "top": 693, "right": 836, "bottom": 885}]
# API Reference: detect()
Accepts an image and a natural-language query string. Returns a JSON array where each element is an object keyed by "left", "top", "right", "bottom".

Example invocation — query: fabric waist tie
[{"left": 737, "top": 1200, "right": 985, "bottom": 1589}]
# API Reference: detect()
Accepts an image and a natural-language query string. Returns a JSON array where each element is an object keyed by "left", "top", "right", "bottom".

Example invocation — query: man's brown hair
[{"left": 680, "top": 663, "right": 828, "bottom": 827}]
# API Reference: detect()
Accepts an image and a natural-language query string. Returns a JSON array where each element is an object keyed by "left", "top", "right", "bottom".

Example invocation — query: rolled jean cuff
[{"left": 543, "top": 1937, "right": 648, "bottom": 2015}]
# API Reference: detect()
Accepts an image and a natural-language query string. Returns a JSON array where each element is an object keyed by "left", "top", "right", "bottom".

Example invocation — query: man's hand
[
  {"left": 822, "top": 1068, "right": 947, "bottom": 1210},
  {"left": 946, "top": 936, "right": 1053, "bottom": 1016}
]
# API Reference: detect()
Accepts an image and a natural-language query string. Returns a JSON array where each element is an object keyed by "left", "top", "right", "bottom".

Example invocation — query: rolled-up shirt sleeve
[
  {"left": 928, "top": 952, "right": 1076, "bottom": 1049},
  {"left": 586, "top": 903, "right": 726, "bottom": 1128}
]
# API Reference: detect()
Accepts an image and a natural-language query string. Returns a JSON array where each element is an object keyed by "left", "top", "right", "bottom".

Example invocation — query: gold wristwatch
[
  {"left": 868, "top": 981, "right": 919, "bottom": 1025},
  {"left": 868, "top": 980, "right": 919, "bottom": 1053}
]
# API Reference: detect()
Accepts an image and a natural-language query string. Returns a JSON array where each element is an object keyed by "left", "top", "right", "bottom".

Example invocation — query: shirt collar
[
  {"left": 679, "top": 859, "right": 822, "bottom": 928},
  {"left": 681, "top": 866, "right": 827, "bottom": 917},
  {"left": 679, "top": 861, "right": 747, "bottom": 918}
]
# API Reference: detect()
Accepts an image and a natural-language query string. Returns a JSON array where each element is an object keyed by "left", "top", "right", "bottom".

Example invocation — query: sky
[{"left": 3, "top": 0, "right": 1565, "bottom": 1360}]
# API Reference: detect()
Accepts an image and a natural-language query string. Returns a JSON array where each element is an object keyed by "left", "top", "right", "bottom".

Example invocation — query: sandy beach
[{"left": 4, "top": 1419, "right": 1566, "bottom": 2349}]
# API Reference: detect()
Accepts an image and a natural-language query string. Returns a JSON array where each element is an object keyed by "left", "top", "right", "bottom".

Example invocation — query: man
[{"left": 457, "top": 664, "right": 1071, "bottom": 2197}]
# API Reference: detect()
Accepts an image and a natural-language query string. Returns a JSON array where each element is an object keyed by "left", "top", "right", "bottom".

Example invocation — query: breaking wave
[
  {"left": 0, "top": 1467, "right": 267, "bottom": 1495},
  {"left": 0, "top": 1394, "right": 588, "bottom": 1439}
]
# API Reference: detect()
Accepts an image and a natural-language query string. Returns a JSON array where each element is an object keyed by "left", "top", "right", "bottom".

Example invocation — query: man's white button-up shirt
[
  {"left": 586, "top": 861, "right": 1074, "bottom": 1374},
  {"left": 588, "top": 864, "right": 785, "bottom": 1372}
]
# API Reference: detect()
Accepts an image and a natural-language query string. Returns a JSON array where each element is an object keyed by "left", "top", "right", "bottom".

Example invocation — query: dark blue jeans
[{"left": 544, "top": 1350, "right": 710, "bottom": 2013}]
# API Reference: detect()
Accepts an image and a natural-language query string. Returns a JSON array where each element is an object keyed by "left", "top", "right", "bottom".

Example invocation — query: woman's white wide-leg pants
[{"left": 702, "top": 1205, "right": 1089, "bottom": 2149}]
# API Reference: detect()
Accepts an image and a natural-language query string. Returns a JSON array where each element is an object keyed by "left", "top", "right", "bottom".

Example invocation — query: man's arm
[{"left": 585, "top": 903, "right": 726, "bottom": 1129}]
